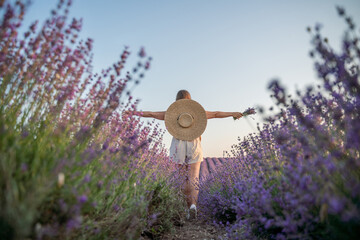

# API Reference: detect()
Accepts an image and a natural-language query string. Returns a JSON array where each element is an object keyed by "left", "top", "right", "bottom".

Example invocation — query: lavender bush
[
  {"left": 0, "top": 1, "right": 186, "bottom": 239},
  {"left": 198, "top": 6, "right": 359, "bottom": 240}
]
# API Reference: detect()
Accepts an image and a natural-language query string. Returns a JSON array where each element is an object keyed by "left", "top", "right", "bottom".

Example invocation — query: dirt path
[
  {"left": 140, "top": 157, "right": 229, "bottom": 240},
  {"left": 160, "top": 218, "right": 228, "bottom": 240}
]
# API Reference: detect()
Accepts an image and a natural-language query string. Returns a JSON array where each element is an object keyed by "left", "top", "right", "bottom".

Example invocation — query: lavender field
[
  {"left": 1, "top": 1, "right": 359, "bottom": 240},
  {"left": 197, "top": 7, "right": 360, "bottom": 237}
]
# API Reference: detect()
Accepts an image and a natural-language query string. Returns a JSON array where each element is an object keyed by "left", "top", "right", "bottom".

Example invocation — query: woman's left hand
[
  {"left": 123, "top": 110, "right": 138, "bottom": 116},
  {"left": 232, "top": 112, "right": 243, "bottom": 120}
]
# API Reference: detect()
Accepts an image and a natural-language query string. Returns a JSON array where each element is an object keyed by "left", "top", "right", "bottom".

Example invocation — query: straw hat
[{"left": 165, "top": 99, "right": 207, "bottom": 141}]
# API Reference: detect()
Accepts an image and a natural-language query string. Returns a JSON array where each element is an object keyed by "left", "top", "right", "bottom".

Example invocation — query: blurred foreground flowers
[{"left": 0, "top": 1, "right": 185, "bottom": 239}]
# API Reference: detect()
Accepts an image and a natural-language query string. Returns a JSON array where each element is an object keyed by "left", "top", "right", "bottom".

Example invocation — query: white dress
[{"left": 169, "top": 137, "right": 203, "bottom": 165}]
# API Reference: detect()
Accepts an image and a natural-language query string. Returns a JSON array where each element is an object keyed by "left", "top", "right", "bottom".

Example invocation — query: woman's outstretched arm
[
  {"left": 133, "top": 111, "right": 165, "bottom": 120},
  {"left": 206, "top": 111, "right": 243, "bottom": 120}
]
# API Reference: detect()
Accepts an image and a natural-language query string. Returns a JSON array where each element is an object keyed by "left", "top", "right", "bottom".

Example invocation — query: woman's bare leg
[
  {"left": 187, "top": 161, "right": 201, "bottom": 206},
  {"left": 177, "top": 162, "right": 201, "bottom": 207}
]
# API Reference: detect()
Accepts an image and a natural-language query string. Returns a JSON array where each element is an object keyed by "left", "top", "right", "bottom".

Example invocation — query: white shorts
[{"left": 169, "top": 137, "right": 203, "bottom": 165}]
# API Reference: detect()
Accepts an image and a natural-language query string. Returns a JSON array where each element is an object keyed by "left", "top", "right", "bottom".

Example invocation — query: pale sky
[{"left": 22, "top": 0, "right": 360, "bottom": 157}]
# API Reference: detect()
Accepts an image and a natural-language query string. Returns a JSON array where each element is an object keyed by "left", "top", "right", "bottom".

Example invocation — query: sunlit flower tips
[
  {"left": 336, "top": 6, "right": 345, "bottom": 16},
  {"left": 144, "top": 62, "right": 150, "bottom": 69},
  {"left": 138, "top": 47, "right": 146, "bottom": 58},
  {"left": 315, "top": 23, "right": 323, "bottom": 32},
  {"left": 58, "top": 172, "right": 65, "bottom": 187}
]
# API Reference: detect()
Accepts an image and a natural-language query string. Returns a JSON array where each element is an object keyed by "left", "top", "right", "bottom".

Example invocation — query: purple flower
[
  {"left": 138, "top": 47, "right": 146, "bottom": 58},
  {"left": 66, "top": 216, "right": 82, "bottom": 232},
  {"left": 78, "top": 195, "right": 88, "bottom": 204},
  {"left": 58, "top": 199, "right": 68, "bottom": 212},
  {"left": 328, "top": 197, "right": 344, "bottom": 214},
  {"left": 83, "top": 174, "right": 91, "bottom": 183},
  {"left": 97, "top": 180, "right": 103, "bottom": 189},
  {"left": 20, "top": 163, "right": 28, "bottom": 172},
  {"left": 264, "top": 219, "right": 273, "bottom": 229},
  {"left": 102, "top": 140, "right": 109, "bottom": 150},
  {"left": 113, "top": 204, "right": 120, "bottom": 212},
  {"left": 21, "top": 130, "right": 29, "bottom": 138}
]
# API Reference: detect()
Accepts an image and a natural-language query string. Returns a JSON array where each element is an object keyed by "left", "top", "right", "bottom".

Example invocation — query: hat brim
[{"left": 165, "top": 99, "right": 207, "bottom": 141}]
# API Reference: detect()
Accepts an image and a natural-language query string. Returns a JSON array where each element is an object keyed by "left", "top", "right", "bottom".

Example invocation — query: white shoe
[{"left": 189, "top": 204, "right": 197, "bottom": 220}]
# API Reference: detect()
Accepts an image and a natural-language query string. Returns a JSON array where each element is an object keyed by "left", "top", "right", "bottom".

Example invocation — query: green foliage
[
  {"left": 0, "top": 114, "right": 67, "bottom": 238},
  {"left": 0, "top": 1, "right": 183, "bottom": 239}
]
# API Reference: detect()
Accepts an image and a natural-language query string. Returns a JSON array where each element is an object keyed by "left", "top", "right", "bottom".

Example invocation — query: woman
[{"left": 132, "top": 90, "right": 243, "bottom": 219}]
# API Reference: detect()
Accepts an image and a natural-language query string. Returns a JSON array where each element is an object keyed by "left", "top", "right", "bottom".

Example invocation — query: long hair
[{"left": 176, "top": 90, "right": 191, "bottom": 100}]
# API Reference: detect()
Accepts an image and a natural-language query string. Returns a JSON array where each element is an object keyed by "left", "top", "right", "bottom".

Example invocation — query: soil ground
[{"left": 159, "top": 218, "right": 228, "bottom": 240}]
